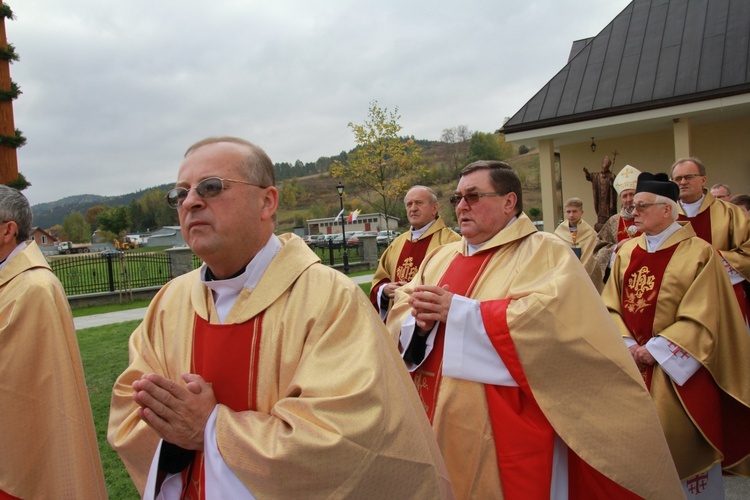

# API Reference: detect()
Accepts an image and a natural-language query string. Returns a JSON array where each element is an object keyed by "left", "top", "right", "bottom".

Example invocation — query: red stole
[
  {"left": 620, "top": 244, "right": 677, "bottom": 388},
  {"left": 370, "top": 235, "right": 433, "bottom": 308},
  {"left": 411, "top": 248, "right": 497, "bottom": 423},
  {"left": 678, "top": 210, "right": 711, "bottom": 242},
  {"left": 617, "top": 216, "right": 640, "bottom": 243},
  {"left": 182, "top": 313, "right": 264, "bottom": 500}
]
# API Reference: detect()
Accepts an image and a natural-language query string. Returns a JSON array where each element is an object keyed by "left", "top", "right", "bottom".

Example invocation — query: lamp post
[{"left": 336, "top": 182, "right": 350, "bottom": 274}]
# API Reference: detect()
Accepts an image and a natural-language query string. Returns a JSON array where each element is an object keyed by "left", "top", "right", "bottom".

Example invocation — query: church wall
[{"left": 556, "top": 116, "right": 750, "bottom": 228}]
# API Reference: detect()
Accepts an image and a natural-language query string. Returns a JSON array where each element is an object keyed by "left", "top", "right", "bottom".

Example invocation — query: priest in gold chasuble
[
  {"left": 603, "top": 172, "right": 750, "bottom": 498},
  {"left": 0, "top": 186, "right": 107, "bottom": 499},
  {"left": 108, "top": 138, "right": 453, "bottom": 499},
  {"left": 371, "top": 185, "right": 459, "bottom": 321},
  {"left": 388, "top": 161, "right": 683, "bottom": 500}
]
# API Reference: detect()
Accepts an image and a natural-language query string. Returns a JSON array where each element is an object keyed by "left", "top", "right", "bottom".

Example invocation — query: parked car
[
  {"left": 347, "top": 231, "right": 377, "bottom": 247},
  {"left": 301, "top": 234, "right": 315, "bottom": 246},
  {"left": 376, "top": 230, "right": 401, "bottom": 245},
  {"left": 314, "top": 234, "right": 336, "bottom": 248},
  {"left": 100, "top": 248, "right": 124, "bottom": 258},
  {"left": 331, "top": 233, "right": 344, "bottom": 248}
]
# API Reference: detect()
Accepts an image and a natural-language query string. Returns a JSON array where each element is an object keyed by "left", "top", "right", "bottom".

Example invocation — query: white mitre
[{"left": 613, "top": 164, "right": 641, "bottom": 194}]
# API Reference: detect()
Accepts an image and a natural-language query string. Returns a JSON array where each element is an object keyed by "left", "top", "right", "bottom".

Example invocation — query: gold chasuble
[
  {"left": 370, "top": 217, "right": 459, "bottom": 312},
  {"left": 554, "top": 218, "right": 603, "bottom": 291},
  {"left": 109, "top": 234, "right": 452, "bottom": 498},
  {"left": 603, "top": 224, "right": 750, "bottom": 480},
  {"left": 677, "top": 190, "right": 750, "bottom": 327},
  {"left": 0, "top": 242, "right": 107, "bottom": 499},
  {"left": 388, "top": 214, "right": 683, "bottom": 499}
]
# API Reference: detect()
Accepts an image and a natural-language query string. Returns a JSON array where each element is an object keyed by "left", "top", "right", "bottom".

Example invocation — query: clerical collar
[
  {"left": 466, "top": 216, "right": 518, "bottom": 256},
  {"left": 0, "top": 241, "right": 27, "bottom": 271},
  {"left": 569, "top": 224, "right": 578, "bottom": 231},
  {"left": 644, "top": 222, "right": 682, "bottom": 253},
  {"left": 680, "top": 194, "right": 704, "bottom": 218},
  {"left": 200, "top": 234, "right": 281, "bottom": 323},
  {"left": 411, "top": 218, "right": 436, "bottom": 241}
]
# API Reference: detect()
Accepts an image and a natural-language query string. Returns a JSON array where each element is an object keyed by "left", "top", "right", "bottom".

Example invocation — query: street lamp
[{"left": 336, "top": 182, "right": 350, "bottom": 274}]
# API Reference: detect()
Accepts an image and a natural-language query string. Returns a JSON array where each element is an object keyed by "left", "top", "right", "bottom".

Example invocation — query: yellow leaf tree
[{"left": 331, "top": 101, "right": 425, "bottom": 238}]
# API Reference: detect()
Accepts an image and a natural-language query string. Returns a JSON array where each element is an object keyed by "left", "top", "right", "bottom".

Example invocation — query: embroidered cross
[
  {"left": 686, "top": 472, "right": 709, "bottom": 494},
  {"left": 667, "top": 341, "right": 691, "bottom": 359}
]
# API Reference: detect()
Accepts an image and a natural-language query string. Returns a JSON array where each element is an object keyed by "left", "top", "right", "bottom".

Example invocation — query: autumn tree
[
  {"left": 61, "top": 211, "right": 91, "bottom": 243},
  {"left": 441, "top": 125, "right": 472, "bottom": 177},
  {"left": 85, "top": 205, "right": 108, "bottom": 229},
  {"left": 330, "top": 101, "right": 425, "bottom": 239},
  {"left": 97, "top": 206, "right": 130, "bottom": 237},
  {"left": 467, "top": 131, "right": 515, "bottom": 163}
]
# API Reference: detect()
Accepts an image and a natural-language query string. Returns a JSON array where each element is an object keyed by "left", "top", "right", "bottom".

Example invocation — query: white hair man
[
  {"left": 370, "top": 185, "right": 459, "bottom": 320},
  {"left": 603, "top": 172, "right": 750, "bottom": 498}
]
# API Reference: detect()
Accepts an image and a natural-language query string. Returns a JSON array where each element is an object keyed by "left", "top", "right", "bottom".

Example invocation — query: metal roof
[{"left": 502, "top": 0, "right": 750, "bottom": 134}]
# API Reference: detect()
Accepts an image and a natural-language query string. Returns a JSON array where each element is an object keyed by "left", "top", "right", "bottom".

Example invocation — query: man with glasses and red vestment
[
  {"left": 108, "top": 137, "right": 452, "bottom": 499},
  {"left": 0, "top": 185, "right": 106, "bottom": 499},
  {"left": 671, "top": 157, "right": 750, "bottom": 330},
  {"left": 603, "top": 172, "right": 750, "bottom": 498},
  {"left": 371, "top": 185, "right": 459, "bottom": 320},
  {"left": 386, "top": 160, "right": 683, "bottom": 499}
]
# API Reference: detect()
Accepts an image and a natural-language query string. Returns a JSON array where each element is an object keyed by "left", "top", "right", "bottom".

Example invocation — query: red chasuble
[
  {"left": 621, "top": 244, "right": 750, "bottom": 473},
  {"left": 370, "top": 237, "right": 433, "bottom": 308},
  {"left": 182, "top": 313, "right": 264, "bottom": 500},
  {"left": 620, "top": 245, "right": 677, "bottom": 388}
]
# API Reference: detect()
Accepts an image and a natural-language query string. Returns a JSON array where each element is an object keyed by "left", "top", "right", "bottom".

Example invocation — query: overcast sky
[{"left": 8, "top": 0, "right": 630, "bottom": 206}]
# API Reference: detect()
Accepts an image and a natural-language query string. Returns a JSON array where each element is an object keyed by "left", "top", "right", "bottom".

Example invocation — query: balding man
[
  {"left": 108, "top": 137, "right": 452, "bottom": 498},
  {"left": 370, "top": 185, "right": 459, "bottom": 320}
]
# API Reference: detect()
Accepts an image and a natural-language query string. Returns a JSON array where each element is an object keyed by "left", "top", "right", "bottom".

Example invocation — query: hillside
[{"left": 31, "top": 146, "right": 545, "bottom": 232}]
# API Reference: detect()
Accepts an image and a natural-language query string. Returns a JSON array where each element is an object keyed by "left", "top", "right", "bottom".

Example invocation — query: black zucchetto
[{"left": 635, "top": 172, "right": 679, "bottom": 201}]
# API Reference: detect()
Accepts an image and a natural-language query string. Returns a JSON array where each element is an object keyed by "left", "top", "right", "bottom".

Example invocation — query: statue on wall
[{"left": 583, "top": 153, "right": 618, "bottom": 231}]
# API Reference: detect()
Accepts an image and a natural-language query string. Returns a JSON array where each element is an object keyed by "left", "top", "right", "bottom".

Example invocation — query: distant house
[
  {"left": 306, "top": 213, "right": 400, "bottom": 235},
  {"left": 29, "top": 227, "right": 57, "bottom": 248},
  {"left": 146, "top": 226, "right": 185, "bottom": 247},
  {"left": 502, "top": 0, "right": 750, "bottom": 231}
]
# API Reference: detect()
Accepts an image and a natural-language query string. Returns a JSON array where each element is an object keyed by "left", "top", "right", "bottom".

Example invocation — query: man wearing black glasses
[
  {"left": 108, "top": 137, "right": 452, "bottom": 498},
  {"left": 387, "top": 160, "right": 682, "bottom": 498},
  {"left": 0, "top": 185, "right": 106, "bottom": 498},
  {"left": 603, "top": 172, "right": 750, "bottom": 496},
  {"left": 671, "top": 157, "right": 750, "bottom": 331}
]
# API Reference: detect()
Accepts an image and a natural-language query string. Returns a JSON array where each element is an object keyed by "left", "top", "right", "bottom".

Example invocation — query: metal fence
[
  {"left": 309, "top": 241, "right": 387, "bottom": 266},
  {"left": 49, "top": 252, "right": 172, "bottom": 296}
]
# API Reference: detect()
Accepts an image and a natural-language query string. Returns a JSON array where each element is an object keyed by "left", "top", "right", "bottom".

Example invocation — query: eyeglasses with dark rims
[
  {"left": 166, "top": 177, "right": 267, "bottom": 208},
  {"left": 449, "top": 192, "right": 502, "bottom": 207}
]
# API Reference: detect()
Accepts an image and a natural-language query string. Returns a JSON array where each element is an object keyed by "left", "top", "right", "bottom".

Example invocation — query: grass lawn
[{"left": 78, "top": 321, "right": 140, "bottom": 499}]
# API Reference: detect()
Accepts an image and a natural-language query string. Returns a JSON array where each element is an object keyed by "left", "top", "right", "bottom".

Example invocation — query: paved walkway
[{"left": 74, "top": 274, "right": 375, "bottom": 330}]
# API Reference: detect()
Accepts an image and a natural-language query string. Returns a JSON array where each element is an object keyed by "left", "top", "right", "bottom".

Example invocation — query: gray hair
[
  {"left": 0, "top": 185, "right": 32, "bottom": 243},
  {"left": 710, "top": 183, "right": 731, "bottom": 195},
  {"left": 406, "top": 185, "right": 438, "bottom": 204},
  {"left": 654, "top": 194, "right": 679, "bottom": 222}
]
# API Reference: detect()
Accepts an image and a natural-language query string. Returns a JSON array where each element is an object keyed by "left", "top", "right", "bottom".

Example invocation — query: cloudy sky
[{"left": 7, "top": 0, "right": 630, "bottom": 206}]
